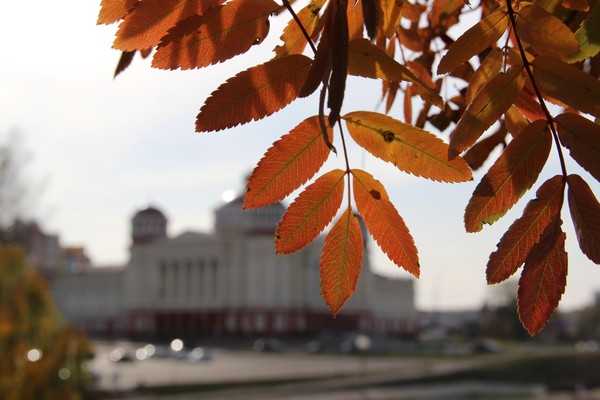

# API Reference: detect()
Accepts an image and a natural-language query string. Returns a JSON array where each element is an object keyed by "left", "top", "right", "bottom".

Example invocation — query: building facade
[{"left": 50, "top": 191, "right": 418, "bottom": 339}]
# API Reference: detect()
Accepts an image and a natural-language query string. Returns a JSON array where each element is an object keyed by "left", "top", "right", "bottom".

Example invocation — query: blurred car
[
  {"left": 187, "top": 347, "right": 213, "bottom": 362},
  {"left": 253, "top": 338, "right": 285, "bottom": 352}
]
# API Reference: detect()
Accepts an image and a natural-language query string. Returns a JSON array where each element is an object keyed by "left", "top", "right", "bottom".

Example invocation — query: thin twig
[{"left": 505, "top": 0, "right": 568, "bottom": 179}]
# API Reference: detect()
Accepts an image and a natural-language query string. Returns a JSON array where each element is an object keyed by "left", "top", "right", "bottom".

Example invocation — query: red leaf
[
  {"left": 487, "top": 175, "right": 565, "bottom": 284},
  {"left": 352, "top": 169, "right": 420, "bottom": 276},
  {"left": 113, "top": 0, "right": 226, "bottom": 51},
  {"left": 555, "top": 113, "right": 600, "bottom": 183},
  {"left": 152, "top": 0, "right": 278, "bottom": 70},
  {"left": 465, "top": 120, "right": 552, "bottom": 232},
  {"left": 196, "top": 54, "right": 312, "bottom": 132},
  {"left": 275, "top": 169, "right": 346, "bottom": 254},
  {"left": 245, "top": 116, "right": 334, "bottom": 209},
  {"left": 517, "top": 219, "right": 568, "bottom": 336},
  {"left": 320, "top": 207, "right": 364, "bottom": 316},
  {"left": 567, "top": 174, "right": 600, "bottom": 264}
]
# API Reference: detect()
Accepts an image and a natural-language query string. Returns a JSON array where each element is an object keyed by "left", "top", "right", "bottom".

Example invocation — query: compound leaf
[{"left": 98, "top": 0, "right": 138, "bottom": 24}]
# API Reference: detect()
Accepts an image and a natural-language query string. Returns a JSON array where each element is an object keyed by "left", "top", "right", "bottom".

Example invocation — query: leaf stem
[
  {"left": 505, "top": 0, "right": 568, "bottom": 179},
  {"left": 337, "top": 119, "right": 353, "bottom": 209},
  {"left": 282, "top": 0, "right": 318, "bottom": 55}
]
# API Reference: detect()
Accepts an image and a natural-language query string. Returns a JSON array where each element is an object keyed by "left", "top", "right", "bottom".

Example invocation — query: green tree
[{"left": 0, "top": 245, "right": 92, "bottom": 400}]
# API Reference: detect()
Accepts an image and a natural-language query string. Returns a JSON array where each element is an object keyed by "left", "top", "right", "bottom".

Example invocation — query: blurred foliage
[{"left": 0, "top": 245, "right": 93, "bottom": 400}]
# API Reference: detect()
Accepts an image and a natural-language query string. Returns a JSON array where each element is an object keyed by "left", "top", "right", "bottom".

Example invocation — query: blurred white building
[{"left": 50, "top": 186, "right": 418, "bottom": 339}]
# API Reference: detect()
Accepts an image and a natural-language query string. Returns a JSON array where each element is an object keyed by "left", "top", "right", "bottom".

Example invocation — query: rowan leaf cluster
[{"left": 99, "top": 0, "right": 600, "bottom": 335}]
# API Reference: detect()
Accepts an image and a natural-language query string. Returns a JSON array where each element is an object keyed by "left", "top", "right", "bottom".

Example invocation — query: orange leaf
[
  {"left": 532, "top": 56, "right": 600, "bottom": 117},
  {"left": 343, "top": 111, "right": 473, "bottom": 182},
  {"left": 465, "top": 119, "right": 552, "bottom": 232},
  {"left": 437, "top": 9, "right": 509, "bottom": 74},
  {"left": 555, "top": 112, "right": 600, "bottom": 182},
  {"left": 196, "top": 54, "right": 312, "bottom": 132},
  {"left": 352, "top": 169, "right": 420, "bottom": 276},
  {"left": 449, "top": 65, "right": 525, "bottom": 158},
  {"left": 245, "top": 116, "right": 334, "bottom": 209},
  {"left": 517, "top": 219, "right": 568, "bottom": 336},
  {"left": 562, "top": 0, "right": 589, "bottom": 11},
  {"left": 275, "top": 169, "right": 346, "bottom": 254},
  {"left": 465, "top": 47, "right": 504, "bottom": 104},
  {"left": 113, "top": 0, "right": 226, "bottom": 51},
  {"left": 378, "top": 0, "right": 403, "bottom": 38},
  {"left": 347, "top": 0, "right": 365, "bottom": 40},
  {"left": 567, "top": 3, "right": 600, "bottom": 63},
  {"left": 515, "top": 4, "right": 579, "bottom": 59},
  {"left": 275, "top": 0, "right": 325, "bottom": 58},
  {"left": 98, "top": 0, "right": 138, "bottom": 25},
  {"left": 429, "top": 0, "right": 463, "bottom": 31},
  {"left": 487, "top": 175, "right": 565, "bottom": 284},
  {"left": 361, "top": 0, "right": 378, "bottom": 39},
  {"left": 152, "top": 0, "right": 279, "bottom": 70},
  {"left": 504, "top": 106, "right": 530, "bottom": 137},
  {"left": 567, "top": 174, "right": 600, "bottom": 264},
  {"left": 347, "top": 39, "right": 444, "bottom": 108},
  {"left": 320, "top": 207, "right": 364, "bottom": 316}
]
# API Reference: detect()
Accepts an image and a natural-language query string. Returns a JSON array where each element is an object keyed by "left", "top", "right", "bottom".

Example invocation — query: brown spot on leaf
[
  {"left": 383, "top": 130, "right": 395, "bottom": 143},
  {"left": 370, "top": 189, "right": 381, "bottom": 200}
]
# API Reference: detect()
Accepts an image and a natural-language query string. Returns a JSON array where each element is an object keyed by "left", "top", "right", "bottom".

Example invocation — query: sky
[{"left": 1, "top": 1, "right": 599, "bottom": 312}]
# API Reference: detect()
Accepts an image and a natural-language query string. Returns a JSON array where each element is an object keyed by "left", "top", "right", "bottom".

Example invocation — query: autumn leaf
[
  {"left": 378, "top": 0, "right": 403, "bottom": 38},
  {"left": 352, "top": 169, "right": 420, "bottom": 276},
  {"left": 97, "top": 0, "right": 138, "bottom": 25},
  {"left": 555, "top": 113, "right": 600, "bottom": 182},
  {"left": 532, "top": 56, "right": 600, "bottom": 117},
  {"left": 113, "top": 0, "right": 227, "bottom": 51},
  {"left": 196, "top": 54, "right": 312, "bottom": 132},
  {"left": 275, "top": 0, "right": 325, "bottom": 58},
  {"left": 437, "top": 9, "right": 508, "bottom": 74},
  {"left": 347, "top": 39, "right": 444, "bottom": 108},
  {"left": 328, "top": 0, "right": 349, "bottom": 125},
  {"left": 463, "top": 123, "right": 506, "bottom": 170},
  {"left": 152, "top": 0, "right": 279, "bottom": 70},
  {"left": 114, "top": 51, "right": 136, "bottom": 77},
  {"left": 343, "top": 111, "right": 473, "bottom": 182},
  {"left": 361, "top": 0, "right": 378, "bottom": 39},
  {"left": 465, "top": 120, "right": 552, "bottom": 232},
  {"left": 449, "top": 65, "right": 525, "bottom": 158},
  {"left": 465, "top": 47, "right": 504, "bottom": 104},
  {"left": 245, "top": 116, "right": 334, "bottom": 209},
  {"left": 567, "top": 3, "right": 600, "bottom": 63},
  {"left": 567, "top": 174, "right": 600, "bottom": 264},
  {"left": 504, "top": 106, "right": 530, "bottom": 137},
  {"left": 320, "top": 207, "right": 364, "bottom": 316},
  {"left": 515, "top": 4, "right": 579, "bottom": 59},
  {"left": 517, "top": 219, "right": 568, "bottom": 336},
  {"left": 275, "top": 169, "right": 345, "bottom": 254},
  {"left": 487, "top": 175, "right": 565, "bottom": 284}
]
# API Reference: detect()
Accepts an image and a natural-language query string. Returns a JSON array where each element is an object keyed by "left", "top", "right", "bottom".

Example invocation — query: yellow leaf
[
  {"left": 344, "top": 111, "right": 473, "bottom": 182},
  {"left": 378, "top": 0, "right": 403, "bottom": 38},
  {"left": 567, "top": 3, "right": 600, "bottom": 63},
  {"left": 437, "top": 8, "right": 509, "bottom": 74}
]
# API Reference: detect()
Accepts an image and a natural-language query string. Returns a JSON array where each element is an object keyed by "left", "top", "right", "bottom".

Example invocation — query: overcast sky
[{"left": 1, "top": 0, "right": 599, "bottom": 312}]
